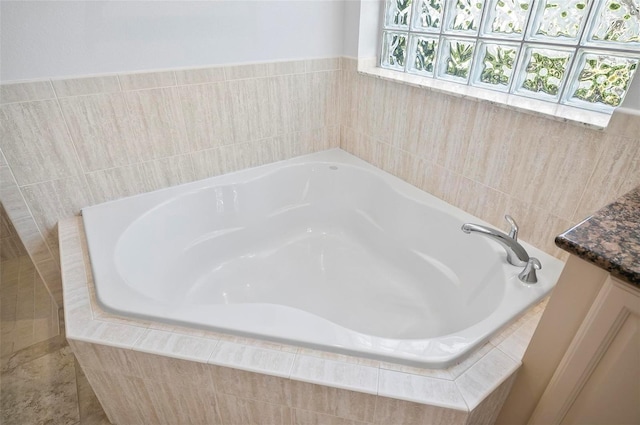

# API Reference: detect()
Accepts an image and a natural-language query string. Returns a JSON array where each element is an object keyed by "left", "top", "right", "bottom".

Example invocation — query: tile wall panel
[
  {"left": 341, "top": 57, "right": 640, "bottom": 259},
  {"left": 178, "top": 82, "right": 234, "bottom": 151},
  {"left": 21, "top": 176, "right": 93, "bottom": 247},
  {"left": 51, "top": 76, "right": 120, "bottom": 97},
  {"left": 123, "top": 87, "right": 190, "bottom": 158},
  {"left": 118, "top": 71, "right": 177, "bottom": 91},
  {"left": 59, "top": 93, "right": 138, "bottom": 171},
  {"left": 0, "top": 81, "right": 55, "bottom": 104},
  {"left": 0, "top": 100, "right": 82, "bottom": 185},
  {"left": 174, "top": 66, "right": 226, "bottom": 86},
  {"left": 227, "top": 78, "right": 277, "bottom": 143}
]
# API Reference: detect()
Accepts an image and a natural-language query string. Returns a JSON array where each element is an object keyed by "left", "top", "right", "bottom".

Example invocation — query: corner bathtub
[{"left": 82, "top": 149, "right": 564, "bottom": 368}]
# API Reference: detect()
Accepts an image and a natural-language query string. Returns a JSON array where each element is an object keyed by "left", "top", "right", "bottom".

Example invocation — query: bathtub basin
[{"left": 82, "top": 149, "right": 564, "bottom": 368}]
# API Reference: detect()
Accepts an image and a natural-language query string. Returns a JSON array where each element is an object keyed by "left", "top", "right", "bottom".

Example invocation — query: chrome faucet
[{"left": 461, "top": 215, "right": 542, "bottom": 283}]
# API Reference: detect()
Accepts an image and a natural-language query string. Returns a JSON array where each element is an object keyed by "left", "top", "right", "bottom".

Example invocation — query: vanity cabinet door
[{"left": 529, "top": 276, "right": 640, "bottom": 425}]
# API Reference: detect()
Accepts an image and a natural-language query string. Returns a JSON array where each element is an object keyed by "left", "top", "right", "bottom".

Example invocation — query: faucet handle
[
  {"left": 519, "top": 257, "right": 542, "bottom": 283},
  {"left": 505, "top": 215, "right": 518, "bottom": 241}
]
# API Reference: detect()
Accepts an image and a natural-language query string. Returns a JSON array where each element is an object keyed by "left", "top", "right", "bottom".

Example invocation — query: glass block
[
  {"left": 412, "top": 0, "right": 445, "bottom": 31},
  {"left": 444, "top": 0, "right": 485, "bottom": 34},
  {"left": 437, "top": 37, "right": 476, "bottom": 82},
  {"left": 482, "top": 0, "right": 533, "bottom": 39},
  {"left": 385, "top": 0, "right": 414, "bottom": 29},
  {"left": 381, "top": 31, "right": 408, "bottom": 71},
  {"left": 563, "top": 50, "right": 640, "bottom": 111},
  {"left": 514, "top": 46, "right": 574, "bottom": 100},
  {"left": 408, "top": 35, "right": 440, "bottom": 75},
  {"left": 585, "top": 0, "right": 640, "bottom": 49},
  {"left": 527, "top": 0, "right": 591, "bottom": 43},
  {"left": 471, "top": 42, "right": 520, "bottom": 91}
]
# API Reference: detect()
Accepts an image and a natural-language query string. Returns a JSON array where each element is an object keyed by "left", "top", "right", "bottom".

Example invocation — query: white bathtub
[{"left": 82, "top": 149, "right": 564, "bottom": 368}]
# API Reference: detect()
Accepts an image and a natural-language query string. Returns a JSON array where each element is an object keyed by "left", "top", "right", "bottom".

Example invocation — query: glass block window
[{"left": 380, "top": 0, "right": 640, "bottom": 112}]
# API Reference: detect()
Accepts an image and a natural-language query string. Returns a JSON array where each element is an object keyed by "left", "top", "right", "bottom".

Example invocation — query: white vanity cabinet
[
  {"left": 497, "top": 256, "right": 640, "bottom": 425},
  {"left": 529, "top": 273, "right": 639, "bottom": 425}
]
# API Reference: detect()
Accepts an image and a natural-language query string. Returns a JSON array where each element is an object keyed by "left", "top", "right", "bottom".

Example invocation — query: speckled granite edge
[{"left": 555, "top": 186, "right": 640, "bottom": 287}]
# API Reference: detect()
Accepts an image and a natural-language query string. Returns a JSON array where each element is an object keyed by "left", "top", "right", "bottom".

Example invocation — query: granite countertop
[{"left": 555, "top": 186, "right": 640, "bottom": 287}]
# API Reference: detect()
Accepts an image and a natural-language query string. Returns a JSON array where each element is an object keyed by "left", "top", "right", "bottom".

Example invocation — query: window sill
[{"left": 357, "top": 58, "right": 612, "bottom": 130}]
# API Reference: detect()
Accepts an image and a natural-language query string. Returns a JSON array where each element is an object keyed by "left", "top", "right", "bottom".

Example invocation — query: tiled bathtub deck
[{"left": 60, "top": 216, "right": 548, "bottom": 425}]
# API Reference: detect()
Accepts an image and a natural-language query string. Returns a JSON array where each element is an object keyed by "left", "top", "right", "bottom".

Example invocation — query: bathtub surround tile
[
  {"left": 0, "top": 80, "right": 55, "bottom": 104},
  {"left": 145, "top": 379, "right": 222, "bottom": 424},
  {"left": 464, "top": 372, "right": 518, "bottom": 425},
  {"left": 296, "top": 347, "right": 380, "bottom": 368},
  {"left": 59, "top": 93, "right": 140, "bottom": 171},
  {"left": 378, "top": 369, "right": 467, "bottom": 409},
  {"left": 605, "top": 108, "right": 640, "bottom": 139},
  {"left": 83, "top": 368, "right": 160, "bottom": 424},
  {"left": 118, "top": 70, "right": 176, "bottom": 91},
  {"left": 288, "top": 380, "right": 378, "bottom": 423},
  {"left": 134, "top": 328, "right": 219, "bottom": 362},
  {"left": 127, "top": 349, "right": 216, "bottom": 390},
  {"left": 454, "top": 178, "right": 510, "bottom": 229},
  {"left": 418, "top": 160, "right": 463, "bottom": 206},
  {"left": 291, "top": 355, "right": 379, "bottom": 394},
  {"left": 74, "top": 319, "right": 148, "bottom": 350},
  {"left": 372, "top": 397, "right": 468, "bottom": 425},
  {"left": 224, "top": 60, "right": 306, "bottom": 81},
  {"left": 508, "top": 125, "right": 602, "bottom": 221},
  {"left": 305, "top": 58, "right": 342, "bottom": 73},
  {"left": 217, "top": 333, "right": 300, "bottom": 354},
  {"left": 495, "top": 315, "right": 542, "bottom": 362},
  {"left": 20, "top": 176, "right": 93, "bottom": 248},
  {"left": 216, "top": 393, "right": 291, "bottom": 425},
  {"left": 292, "top": 408, "right": 370, "bottom": 425},
  {"left": 0, "top": 100, "right": 82, "bottom": 185},
  {"left": 190, "top": 146, "right": 231, "bottom": 180},
  {"left": 178, "top": 82, "right": 234, "bottom": 151},
  {"left": 454, "top": 348, "right": 520, "bottom": 410},
  {"left": 227, "top": 78, "right": 276, "bottom": 143},
  {"left": 269, "top": 73, "right": 311, "bottom": 134},
  {"left": 505, "top": 197, "right": 572, "bottom": 259},
  {"left": 619, "top": 149, "right": 640, "bottom": 196},
  {"left": 210, "top": 341, "right": 294, "bottom": 377},
  {"left": 308, "top": 71, "right": 341, "bottom": 130},
  {"left": 33, "top": 258, "right": 63, "bottom": 305},
  {"left": 462, "top": 105, "right": 521, "bottom": 194},
  {"left": 573, "top": 133, "right": 640, "bottom": 221},
  {"left": 74, "top": 358, "right": 112, "bottom": 425},
  {"left": 86, "top": 154, "right": 195, "bottom": 204},
  {"left": 51, "top": 75, "right": 121, "bottom": 97},
  {"left": 208, "top": 365, "right": 292, "bottom": 405},
  {"left": 124, "top": 87, "right": 190, "bottom": 156},
  {"left": 390, "top": 86, "right": 428, "bottom": 153},
  {"left": 174, "top": 66, "right": 226, "bottom": 85},
  {"left": 0, "top": 167, "right": 61, "bottom": 303}
]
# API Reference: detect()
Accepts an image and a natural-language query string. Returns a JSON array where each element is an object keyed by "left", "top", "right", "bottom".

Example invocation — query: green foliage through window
[{"left": 381, "top": 0, "right": 640, "bottom": 112}]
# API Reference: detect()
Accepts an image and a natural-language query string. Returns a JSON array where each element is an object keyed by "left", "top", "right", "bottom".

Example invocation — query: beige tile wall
[
  {"left": 0, "top": 203, "right": 27, "bottom": 261},
  {"left": 2, "top": 55, "right": 639, "bottom": 298},
  {"left": 0, "top": 59, "right": 341, "bottom": 300},
  {"left": 340, "top": 58, "right": 640, "bottom": 260}
]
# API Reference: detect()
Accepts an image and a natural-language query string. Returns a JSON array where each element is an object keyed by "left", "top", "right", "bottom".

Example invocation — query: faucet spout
[{"left": 461, "top": 222, "right": 530, "bottom": 266}]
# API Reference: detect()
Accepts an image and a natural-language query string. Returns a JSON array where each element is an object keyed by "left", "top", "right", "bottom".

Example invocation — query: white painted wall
[
  {"left": 0, "top": 0, "right": 346, "bottom": 81},
  {"left": 2, "top": 0, "right": 638, "bottom": 108}
]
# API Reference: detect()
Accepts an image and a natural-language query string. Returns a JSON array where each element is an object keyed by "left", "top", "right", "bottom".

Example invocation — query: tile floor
[{"left": 1, "top": 255, "right": 110, "bottom": 425}]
